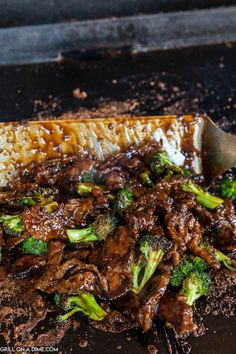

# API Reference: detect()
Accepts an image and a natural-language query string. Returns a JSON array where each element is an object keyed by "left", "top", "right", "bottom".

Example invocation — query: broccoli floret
[
  {"left": 199, "top": 242, "right": 236, "bottom": 271},
  {"left": 180, "top": 270, "right": 211, "bottom": 306},
  {"left": 0, "top": 214, "right": 25, "bottom": 236},
  {"left": 56, "top": 291, "right": 107, "bottom": 322},
  {"left": 17, "top": 197, "right": 37, "bottom": 207},
  {"left": 182, "top": 181, "right": 223, "bottom": 209},
  {"left": 77, "top": 183, "right": 104, "bottom": 196},
  {"left": 16, "top": 187, "right": 57, "bottom": 207},
  {"left": 140, "top": 171, "right": 153, "bottom": 187},
  {"left": 54, "top": 292, "right": 62, "bottom": 307},
  {"left": 114, "top": 188, "right": 134, "bottom": 213},
  {"left": 131, "top": 235, "right": 168, "bottom": 294},
  {"left": 22, "top": 236, "right": 48, "bottom": 255},
  {"left": 170, "top": 255, "right": 208, "bottom": 287},
  {"left": 67, "top": 214, "right": 116, "bottom": 243},
  {"left": 80, "top": 169, "right": 96, "bottom": 183},
  {"left": 220, "top": 178, "right": 236, "bottom": 200},
  {"left": 150, "top": 152, "right": 183, "bottom": 176}
]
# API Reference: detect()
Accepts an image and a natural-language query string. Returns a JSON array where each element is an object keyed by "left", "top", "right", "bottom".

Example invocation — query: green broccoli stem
[
  {"left": 56, "top": 291, "right": 107, "bottom": 322},
  {"left": 131, "top": 259, "right": 143, "bottom": 293},
  {"left": 67, "top": 215, "right": 116, "bottom": 244},
  {"left": 200, "top": 242, "right": 236, "bottom": 271},
  {"left": 67, "top": 227, "right": 99, "bottom": 243},
  {"left": 77, "top": 183, "right": 104, "bottom": 196},
  {"left": 182, "top": 181, "right": 223, "bottom": 209},
  {"left": 132, "top": 249, "right": 164, "bottom": 294},
  {"left": 56, "top": 308, "right": 82, "bottom": 323},
  {"left": 140, "top": 171, "right": 153, "bottom": 187},
  {"left": 138, "top": 249, "right": 164, "bottom": 292}
]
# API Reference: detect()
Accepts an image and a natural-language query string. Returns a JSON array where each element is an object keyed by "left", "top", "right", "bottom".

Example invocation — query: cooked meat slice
[
  {"left": 65, "top": 246, "right": 103, "bottom": 267},
  {"left": 95, "top": 153, "right": 129, "bottom": 190},
  {"left": 194, "top": 201, "right": 236, "bottom": 250},
  {"left": 187, "top": 226, "right": 220, "bottom": 269},
  {"left": 135, "top": 265, "right": 171, "bottom": 331},
  {"left": 8, "top": 254, "right": 46, "bottom": 279},
  {"left": 6, "top": 232, "right": 29, "bottom": 250},
  {"left": 56, "top": 271, "right": 103, "bottom": 296},
  {"left": 91, "top": 309, "right": 136, "bottom": 333},
  {"left": 34, "top": 241, "right": 65, "bottom": 293},
  {"left": 125, "top": 207, "right": 158, "bottom": 237},
  {"left": 214, "top": 201, "right": 236, "bottom": 250},
  {"left": 63, "top": 198, "right": 95, "bottom": 225},
  {"left": 56, "top": 159, "right": 97, "bottom": 193},
  {"left": 0, "top": 191, "right": 16, "bottom": 204},
  {"left": 55, "top": 258, "right": 107, "bottom": 296},
  {"left": 97, "top": 167, "right": 127, "bottom": 190},
  {"left": 116, "top": 266, "right": 170, "bottom": 331},
  {"left": 165, "top": 209, "right": 196, "bottom": 253},
  {"left": 21, "top": 199, "right": 94, "bottom": 241},
  {"left": 158, "top": 292, "right": 196, "bottom": 334},
  {"left": 12, "top": 156, "right": 76, "bottom": 190},
  {"left": 0, "top": 225, "right": 4, "bottom": 247},
  {"left": 102, "top": 226, "right": 135, "bottom": 299},
  {"left": 132, "top": 188, "right": 173, "bottom": 212}
]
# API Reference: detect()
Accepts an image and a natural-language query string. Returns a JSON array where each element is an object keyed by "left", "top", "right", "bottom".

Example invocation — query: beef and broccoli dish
[{"left": 0, "top": 143, "right": 235, "bottom": 335}]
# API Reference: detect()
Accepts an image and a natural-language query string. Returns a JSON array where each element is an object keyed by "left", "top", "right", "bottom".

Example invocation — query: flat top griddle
[{"left": 0, "top": 44, "right": 235, "bottom": 354}]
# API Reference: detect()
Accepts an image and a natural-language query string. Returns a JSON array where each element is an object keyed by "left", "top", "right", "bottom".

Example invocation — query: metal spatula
[
  {"left": 201, "top": 116, "right": 236, "bottom": 182},
  {"left": 0, "top": 114, "right": 235, "bottom": 187}
]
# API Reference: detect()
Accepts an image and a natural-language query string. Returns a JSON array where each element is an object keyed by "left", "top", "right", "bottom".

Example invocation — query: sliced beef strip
[
  {"left": 116, "top": 265, "right": 171, "bottom": 332},
  {"left": 125, "top": 206, "right": 158, "bottom": 238},
  {"left": 56, "top": 271, "right": 103, "bottom": 296},
  {"left": 8, "top": 254, "right": 46, "bottom": 279},
  {"left": 102, "top": 226, "right": 135, "bottom": 299},
  {"left": 96, "top": 165, "right": 128, "bottom": 190},
  {"left": 0, "top": 225, "right": 4, "bottom": 247},
  {"left": 165, "top": 206, "right": 196, "bottom": 253},
  {"left": 64, "top": 246, "right": 103, "bottom": 267},
  {"left": 132, "top": 188, "right": 173, "bottom": 212},
  {"left": 154, "top": 175, "right": 188, "bottom": 195},
  {"left": 6, "top": 231, "right": 29, "bottom": 250},
  {"left": 0, "top": 190, "right": 16, "bottom": 205},
  {"left": 94, "top": 148, "right": 149, "bottom": 190},
  {"left": 91, "top": 309, "right": 136, "bottom": 333},
  {"left": 34, "top": 240, "right": 65, "bottom": 293},
  {"left": 214, "top": 200, "right": 236, "bottom": 250},
  {"left": 21, "top": 198, "right": 94, "bottom": 241},
  {"left": 36, "top": 249, "right": 107, "bottom": 296},
  {"left": 55, "top": 258, "right": 107, "bottom": 296},
  {"left": 194, "top": 201, "right": 236, "bottom": 250},
  {"left": 157, "top": 291, "right": 196, "bottom": 334},
  {"left": 56, "top": 159, "right": 98, "bottom": 194},
  {"left": 12, "top": 155, "right": 77, "bottom": 191},
  {"left": 135, "top": 265, "right": 171, "bottom": 331},
  {"left": 187, "top": 222, "right": 220, "bottom": 269}
]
